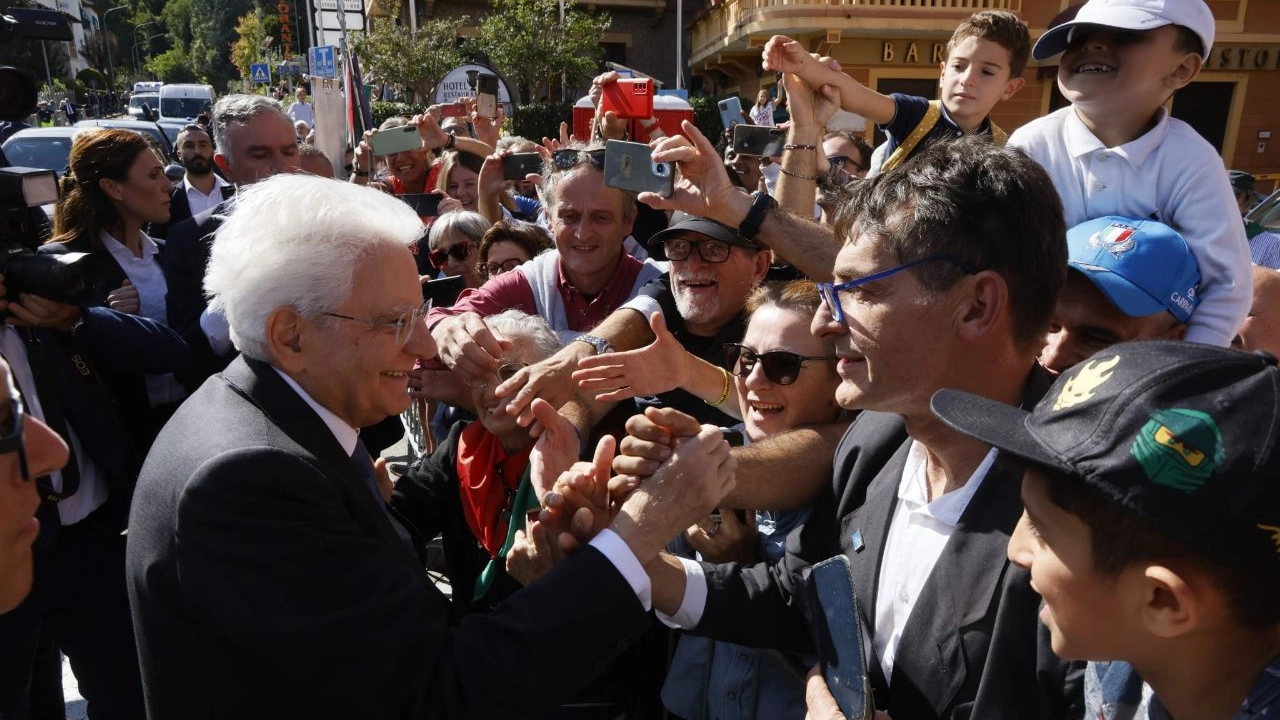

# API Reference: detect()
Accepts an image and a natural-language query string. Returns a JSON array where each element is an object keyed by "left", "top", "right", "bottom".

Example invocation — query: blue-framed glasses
[{"left": 817, "top": 254, "right": 978, "bottom": 324}]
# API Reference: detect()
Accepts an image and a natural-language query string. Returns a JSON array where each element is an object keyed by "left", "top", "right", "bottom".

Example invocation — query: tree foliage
[
  {"left": 160, "top": 0, "right": 195, "bottom": 53},
  {"left": 229, "top": 11, "right": 268, "bottom": 83},
  {"left": 470, "top": 0, "right": 609, "bottom": 104},
  {"left": 189, "top": 0, "right": 255, "bottom": 89},
  {"left": 147, "top": 48, "right": 200, "bottom": 84},
  {"left": 350, "top": 17, "right": 469, "bottom": 103}
]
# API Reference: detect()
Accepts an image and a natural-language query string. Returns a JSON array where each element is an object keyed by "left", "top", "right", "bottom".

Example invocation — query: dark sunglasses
[
  {"left": 480, "top": 257, "right": 524, "bottom": 278},
  {"left": 663, "top": 237, "right": 733, "bottom": 264},
  {"left": 0, "top": 390, "right": 29, "bottom": 482},
  {"left": 464, "top": 361, "right": 528, "bottom": 388},
  {"left": 551, "top": 148, "right": 606, "bottom": 172},
  {"left": 724, "top": 343, "right": 832, "bottom": 386},
  {"left": 827, "top": 155, "right": 866, "bottom": 172},
  {"left": 428, "top": 242, "right": 475, "bottom": 269}
]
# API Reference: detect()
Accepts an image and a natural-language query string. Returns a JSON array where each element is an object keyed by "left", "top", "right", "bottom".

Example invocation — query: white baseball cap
[{"left": 1032, "top": 0, "right": 1215, "bottom": 61}]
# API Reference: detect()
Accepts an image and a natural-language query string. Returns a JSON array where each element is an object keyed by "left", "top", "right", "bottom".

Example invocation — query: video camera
[{"left": 0, "top": 62, "right": 97, "bottom": 305}]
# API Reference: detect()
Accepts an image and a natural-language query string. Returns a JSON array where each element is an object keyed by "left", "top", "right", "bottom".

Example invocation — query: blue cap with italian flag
[{"left": 1067, "top": 216, "right": 1202, "bottom": 324}]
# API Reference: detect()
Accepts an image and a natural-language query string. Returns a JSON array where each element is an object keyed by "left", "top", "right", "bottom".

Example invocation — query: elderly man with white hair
[{"left": 124, "top": 174, "right": 736, "bottom": 720}]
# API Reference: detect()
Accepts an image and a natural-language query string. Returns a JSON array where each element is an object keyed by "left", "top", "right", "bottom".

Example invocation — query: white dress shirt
[
  {"left": 272, "top": 367, "right": 654, "bottom": 609},
  {"left": 873, "top": 441, "right": 995, "bottom": 679},
  {"left": 99, "top": 231, "right": 187, "bottom": 406},
  {"left": 183, "top": 173, "right": 229, "bottom": 217},
  {"left": 1009, "top": 107, "right": 1251, "bottom": 347}
]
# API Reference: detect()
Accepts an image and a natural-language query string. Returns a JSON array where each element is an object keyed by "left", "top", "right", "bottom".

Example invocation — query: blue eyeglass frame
[{"left": 817, "top": 254, "right": 978, "bottom": 323}]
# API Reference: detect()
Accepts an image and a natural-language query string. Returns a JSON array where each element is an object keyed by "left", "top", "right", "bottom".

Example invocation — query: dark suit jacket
[
  {"left": 39, "top": 236, "right": 189, "bottom": 461},
  {"left": 162, "top": 200, "right": 232, "bottom": 391},
  {"left": 695, "top": 368, "right": 1084, "bottom": 720},
  {"left": 148, "top": 181, "right": 234, "bottom": 240},
  {"left": 126, "top": 356, "right": 653, "bottom": 720}
]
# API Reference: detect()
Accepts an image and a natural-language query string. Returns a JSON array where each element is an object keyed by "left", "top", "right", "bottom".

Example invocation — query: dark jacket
[
  {"left": 693, "top": 367, "right": 1085, "bottom": 720},
  {"left": 126, "top": 356, "right": 653, "bottom": 720}
]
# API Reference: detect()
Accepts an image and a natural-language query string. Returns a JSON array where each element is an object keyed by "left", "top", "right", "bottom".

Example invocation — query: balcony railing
[{"left": 692, "top": 0, "right": 1020, "bottom": 63}]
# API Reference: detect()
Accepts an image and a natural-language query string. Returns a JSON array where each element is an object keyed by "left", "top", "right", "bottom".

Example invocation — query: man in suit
[
  {"left": 149, "top": 124, "right": 233, "bottom": 239},
  {"left": 164, "top": 94, "right": 300, "bottom": 391},
  {"left": 125, "top": 173, "right": 736, "bottom": 720},
  {"left": 616, "top": 137, "right": 1083, "bottom": 719}
]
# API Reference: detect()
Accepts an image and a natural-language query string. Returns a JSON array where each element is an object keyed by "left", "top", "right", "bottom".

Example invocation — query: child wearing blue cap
[
  {"left": 933, "top": 340, "right": 1280, "bottom": 720},
  {"left": 1010, "top": 0, "right": 1251, "bottom": 348}
]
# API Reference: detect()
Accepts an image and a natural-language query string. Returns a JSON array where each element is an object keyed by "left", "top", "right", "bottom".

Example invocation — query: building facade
[{"left": 688, "top": 0, "right": 1280, "bottom": 176}]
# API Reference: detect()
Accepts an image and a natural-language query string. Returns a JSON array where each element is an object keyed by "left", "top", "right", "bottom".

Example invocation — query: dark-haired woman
[{"left": 42, "top": 127, "right": 189, "bottom": 458}]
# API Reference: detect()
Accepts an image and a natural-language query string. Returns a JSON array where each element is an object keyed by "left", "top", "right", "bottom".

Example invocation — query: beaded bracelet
[{"left": 783, "top": 143, "right": 817, "bottom": 151}]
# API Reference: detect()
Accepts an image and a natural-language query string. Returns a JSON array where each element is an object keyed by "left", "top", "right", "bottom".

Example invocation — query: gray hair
[
  {"left": 212, "top": 94, "right": 287, "bottom": 164},
  {"left": 427, "top": 210, "right": 490, "bottom": 250},
  {"left": 205, "top": 173, "right": 425, "bottom": 361},
  {"left": 538, "top": 140, "right": 638, "bottom": 224},
  {"left": 486, "top": 309, "right": 562, "bottom": 359}
]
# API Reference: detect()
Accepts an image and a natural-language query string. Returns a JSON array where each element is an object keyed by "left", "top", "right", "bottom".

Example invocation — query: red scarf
[{"left": 456, "top": 423, "right": 532, "bottom": 557}]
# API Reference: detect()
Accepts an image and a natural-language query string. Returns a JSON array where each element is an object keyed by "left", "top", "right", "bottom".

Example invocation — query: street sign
[
  {"left": 317, "top": 0, "right": 362, "bottom": 10},
  {"left": 309, "top": 45, "right": 337, "bottom": 79},
  {"left": 315, "top": 10, "right": 364, "bottom": 30},
  {"left": 250, "top": 63, "right": 271, "bottom": 84}
]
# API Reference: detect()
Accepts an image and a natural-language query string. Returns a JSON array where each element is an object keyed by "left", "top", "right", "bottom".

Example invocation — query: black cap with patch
[{"left": 931, "top": 340, "right": 1280, "bottom": 564}]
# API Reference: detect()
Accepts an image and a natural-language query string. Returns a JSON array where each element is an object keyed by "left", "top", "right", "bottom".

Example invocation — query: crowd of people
[{"left": 1, "top": 0, "right": 1279, "bottom": 718}]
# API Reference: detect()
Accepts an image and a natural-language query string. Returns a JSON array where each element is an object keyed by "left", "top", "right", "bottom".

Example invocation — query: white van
[{"left": 159, "top": 84, "right": 216, "bottom": 122}]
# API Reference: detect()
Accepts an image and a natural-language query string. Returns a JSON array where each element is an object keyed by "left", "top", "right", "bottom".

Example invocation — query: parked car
[
  {"left": 128, "top": 93, "right": 159, "bottom": 119},
  {"left": 74, "top": 119, "right": 175, "bottom": 161},
  {"left": 159, "top": 83, "right": 216, "bottom": 122},
  {"left": 1, "top": 126, "right": 80, "bottom": 178}
]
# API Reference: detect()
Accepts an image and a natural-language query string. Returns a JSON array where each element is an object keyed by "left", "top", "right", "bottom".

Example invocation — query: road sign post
[{"left": 250, "top": 63, "right": 271, "bottom": 84}]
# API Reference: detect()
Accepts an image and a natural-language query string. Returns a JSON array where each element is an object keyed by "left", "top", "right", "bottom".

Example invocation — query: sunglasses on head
[
  {"left": 428, "top": 242, "right": 475, "bottom": 269},
  {"left": 551, "top": 148, "right": 606, "bottom": 172},
  {"left": 724, "top": 343, "right": 832, "bottom": 386}
]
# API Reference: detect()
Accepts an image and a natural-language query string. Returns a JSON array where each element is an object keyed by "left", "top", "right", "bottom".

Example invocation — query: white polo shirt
[{"left": 1009, "top": 107, "right": 1251, "bottom": 347}]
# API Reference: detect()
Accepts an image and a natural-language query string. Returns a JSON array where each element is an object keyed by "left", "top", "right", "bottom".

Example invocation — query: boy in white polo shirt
[{"left": 1010, "top": 0, "right": 1250, "bottom": 347}]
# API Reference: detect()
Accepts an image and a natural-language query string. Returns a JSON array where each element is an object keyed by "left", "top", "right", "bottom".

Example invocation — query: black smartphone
[
  {"left": 603, "top": 139, "right": 674, "bottom": 198},
  {"left": 502, "top": 152, "right": 542, "bottom": 182},
  {"left": 807, "top": 555, "right": 873, "bottom": 720},
  {"left": 476, "top": 73, "right": 499, "bottom": 118},
  {"left": 732, "top": 124, "right": 786, "bottom": 158},
  {"left": 422, "top": 275, "right": 466, "bottom": 306},
  {"left": 400, "top": 192, "right": 443, "bottom": 219}
]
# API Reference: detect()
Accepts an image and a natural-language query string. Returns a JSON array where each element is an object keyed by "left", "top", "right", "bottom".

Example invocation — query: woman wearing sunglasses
[
  {"left": 574, "top": 281, "right": 842, "bottom": 719},
  {"left": 426, "top": 211, "right": 489, "bottom": 290}
]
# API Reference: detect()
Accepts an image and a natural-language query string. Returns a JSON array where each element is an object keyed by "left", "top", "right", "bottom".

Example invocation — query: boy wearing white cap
[{"left": 1010, "top": 0, "right": 1251, "bottom": 348}]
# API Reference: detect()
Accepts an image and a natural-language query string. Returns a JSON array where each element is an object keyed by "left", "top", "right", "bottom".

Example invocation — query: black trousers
[{"left": 0, "top": 502, "right": 145, "bottom": 720}]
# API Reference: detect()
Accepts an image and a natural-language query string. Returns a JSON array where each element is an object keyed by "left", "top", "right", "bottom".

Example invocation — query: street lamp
[
  {"left": 133, "top": 21, "right": 154, "bottom": 73},
  {"left": 133, "top": 33, "right": 163, "bottom": 75},
  {"left": 102, "top": 5, "right": 129, "bottom": 106}
]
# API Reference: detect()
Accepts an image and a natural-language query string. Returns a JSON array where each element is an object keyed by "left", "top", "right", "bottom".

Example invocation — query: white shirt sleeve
[
  {"left": 654, "top": 555, "right": 708, "bottom": 629},
  {"left": 589, "top": 528, "right": 652, "bottom": 611},
  {"left": 199, "top": 306, "right": 234, "bottom": 357}
]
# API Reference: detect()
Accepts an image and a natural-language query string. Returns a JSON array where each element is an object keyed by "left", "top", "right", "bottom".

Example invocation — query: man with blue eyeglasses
[{"left": 627, "top": 135, "right": 1086, "bottom": 720}]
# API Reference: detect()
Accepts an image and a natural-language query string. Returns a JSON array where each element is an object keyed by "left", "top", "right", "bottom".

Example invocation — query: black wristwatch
[
  {"left": 738, "top": 191, "right": 777, "bottom": 242},
  {"left": 435, "top": 134, "right": 457, "bottom": 152},
  {"left": 575, "top": 334, "right": 614, "bottom": 356}
]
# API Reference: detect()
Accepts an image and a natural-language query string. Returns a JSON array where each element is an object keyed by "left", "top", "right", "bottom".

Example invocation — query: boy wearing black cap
[
  {"left": 932, "top": 340, "right": 1280, "bottom": 720},
  {"left": 1010, "top": 0, "right": 1252, "bottom": 348}
]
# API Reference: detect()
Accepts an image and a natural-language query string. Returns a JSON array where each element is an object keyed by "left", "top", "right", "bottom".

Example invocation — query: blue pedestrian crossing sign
[
  {"left": 309, "top": 46, "right": 336, "bottom": 79},
  {"left": 250, "top": 63, "right": 270, "bottom": 84}
]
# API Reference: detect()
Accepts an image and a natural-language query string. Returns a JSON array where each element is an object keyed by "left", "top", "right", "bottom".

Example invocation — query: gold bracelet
[
  {"left": 780, "top": 166, "right": 821, "bottom": 182},
  {"left": 705, "top": 366, "right": 732, "bottom": 407}
]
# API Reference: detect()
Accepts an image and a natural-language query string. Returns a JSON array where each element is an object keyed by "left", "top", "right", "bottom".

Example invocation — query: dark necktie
[{"left": 351, "top": 438, "right": 415, "bottom": 553}]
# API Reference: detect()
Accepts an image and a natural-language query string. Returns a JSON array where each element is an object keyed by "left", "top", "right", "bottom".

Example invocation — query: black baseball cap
[
  {"left": 931, "top": 341, "right": 1280, "bottom": 564},
  {"left": 646, "top": 211, "right": 760, "bottom": 260}
]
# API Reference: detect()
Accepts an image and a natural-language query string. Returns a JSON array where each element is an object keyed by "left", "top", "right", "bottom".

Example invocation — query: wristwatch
[
  {"left": 738, "top": 191, "right": 777, "bottom": 242},
  {"left": 575, "top": 334, "right": 615, "bottom": 356},
  {"left": 434, "top": 134, "right": 457, "bottom": 152}
]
